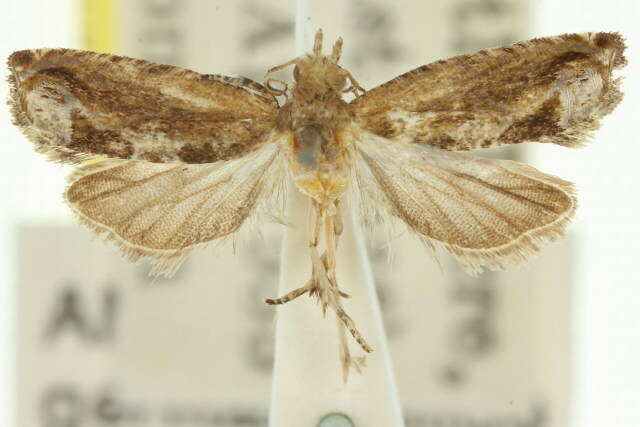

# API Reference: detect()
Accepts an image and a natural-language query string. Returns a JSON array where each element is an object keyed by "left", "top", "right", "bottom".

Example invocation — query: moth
[{"left": 8, "top": 29, "right": 626, "bottom": 376}]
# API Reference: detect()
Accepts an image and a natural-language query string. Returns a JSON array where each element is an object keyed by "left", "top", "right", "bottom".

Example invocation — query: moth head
[{"left": 265, "top": 29, "right": 350, "bottom": 97}]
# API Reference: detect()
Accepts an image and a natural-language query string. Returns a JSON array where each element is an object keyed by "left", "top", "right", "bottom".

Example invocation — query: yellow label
[{"left": 83, "top": 0, "right": 119, "bottom": 52}]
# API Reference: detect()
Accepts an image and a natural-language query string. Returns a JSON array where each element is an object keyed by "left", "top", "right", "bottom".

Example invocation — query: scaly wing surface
[
  {"left": 65, "top": 140, "right": 288, "bottom": 277},
  {"left": 352, "top": 128, "right": 576, "bottom": 274},
  {"left": 352, "top": 32, "right": 626, "bottom": 150},
  {"left": 8, "top": 48, "right": 278, "bottom": 163}
]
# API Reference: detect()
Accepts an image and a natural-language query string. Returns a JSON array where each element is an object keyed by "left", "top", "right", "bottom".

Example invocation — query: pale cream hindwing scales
[
  {"left": 65, "top": 139, "right": 288, "bottom": 277},
  {"left": 350, "top": 126, "right": 576, "bottom": 274}
]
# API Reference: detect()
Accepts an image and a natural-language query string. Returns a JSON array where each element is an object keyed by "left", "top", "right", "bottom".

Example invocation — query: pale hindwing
[
  {"left": 352, "top": 32, "right": 626, "bottom": 150},
  {"left": 65, "top": 141, "right": 287, "bottom": 277},
  {"left": 8, "top": 48, "right": 278, "bottom": 164},
  {"left": 352, "top": 128, "right": 576, "bottom": 274}
]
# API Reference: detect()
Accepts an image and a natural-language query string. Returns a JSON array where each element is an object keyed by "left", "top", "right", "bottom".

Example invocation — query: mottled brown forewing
[
  {"left": 352, "top": 32, "right": 626, "bottom": 150},
  {"left": 8, "top": 49, "right": 278, "bottom": 164}
]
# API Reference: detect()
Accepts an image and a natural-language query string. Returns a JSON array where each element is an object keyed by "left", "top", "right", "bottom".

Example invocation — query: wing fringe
[
  {"left": 7, "top": 69, "right": 95, "bottom": 164},
  {"left": 351, "top": 129, "right": 577, "bottom": 275},
  {"left": 64, "top": 145, "right": 288, "bottom": 278},
  {"left": 352, "top": 32, "right": 626, "bottom": 151},
  {"left": 421, "top": 164, "right": 576, "bottom": 275},
  {"left": 64, "top": 159, "right": 190, "bottom": 276}
]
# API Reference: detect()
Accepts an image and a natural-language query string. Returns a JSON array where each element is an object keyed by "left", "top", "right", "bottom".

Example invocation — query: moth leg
[
  {"left": 324, "top": 211, "right": 337, "bottom": 278},
  {"left": 343, "top": 71, "right": 365, "bottom": 98},
  {"left": 306, "top": 200, "right": 339, "bottom": 315},
  {"left": 338, "top": 318, "right": 366, "bottom": 383},
  {"left": 265, "top": 58, "right": 298, "bottom": 75},
  {"left": 308, "top": 240, "right": 335, "bottom": 315},
  {"left": 331, "top": 199, "right": 350, "bottom": 298},
  {"left": 321, "top": 204, "right": 350, "bottom": 298},
  {"left": 264, "top": 77, "right": 289, "bottom": 101},
  {"left": 263, "top": 200, "right": 323, "bottom": 307},
  {"left": 264, "top": 253, "right": 349, "bottom": 305},
  {"left": 327, "top": 200, "right": 370, "bottom": 379},
  {"left": 265, "top": 199, "right": 372, "bottom": 357},
  {"left": 310, "top": 199, "right": 322, "bottom": 248},
  {"left": 264, "top": 284, "right": 310, "bottom": 305},
  {"left": 320, "top": 201, "right": 373, "bottom": 353},
  {"left": 333, "top": 199, "right": 344, "bottom": 238}
]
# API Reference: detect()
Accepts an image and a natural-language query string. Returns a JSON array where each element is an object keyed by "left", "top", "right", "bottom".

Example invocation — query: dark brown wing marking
[
  {"left": 352, "top": 32, "right": 626, "bottom": 150},
  {"left": 8, "top": 48, "right": 279, "bottom": 164}
]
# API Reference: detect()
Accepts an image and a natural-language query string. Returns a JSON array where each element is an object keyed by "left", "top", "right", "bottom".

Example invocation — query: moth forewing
[
  {"left": 8, "top": 48, "right": 278, "bottom": 165},
  {"left": 352, "top": 32, "right": 626, "bottom": 152}
]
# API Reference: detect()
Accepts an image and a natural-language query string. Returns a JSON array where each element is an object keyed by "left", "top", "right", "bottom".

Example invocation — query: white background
[{"left": 0, "top": 1, "right": 638, "bottom": 426}]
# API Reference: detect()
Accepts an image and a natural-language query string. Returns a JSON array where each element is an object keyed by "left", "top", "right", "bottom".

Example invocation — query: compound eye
[{"left": 293, "top": 65, "right": 300, "bottom": 81}]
